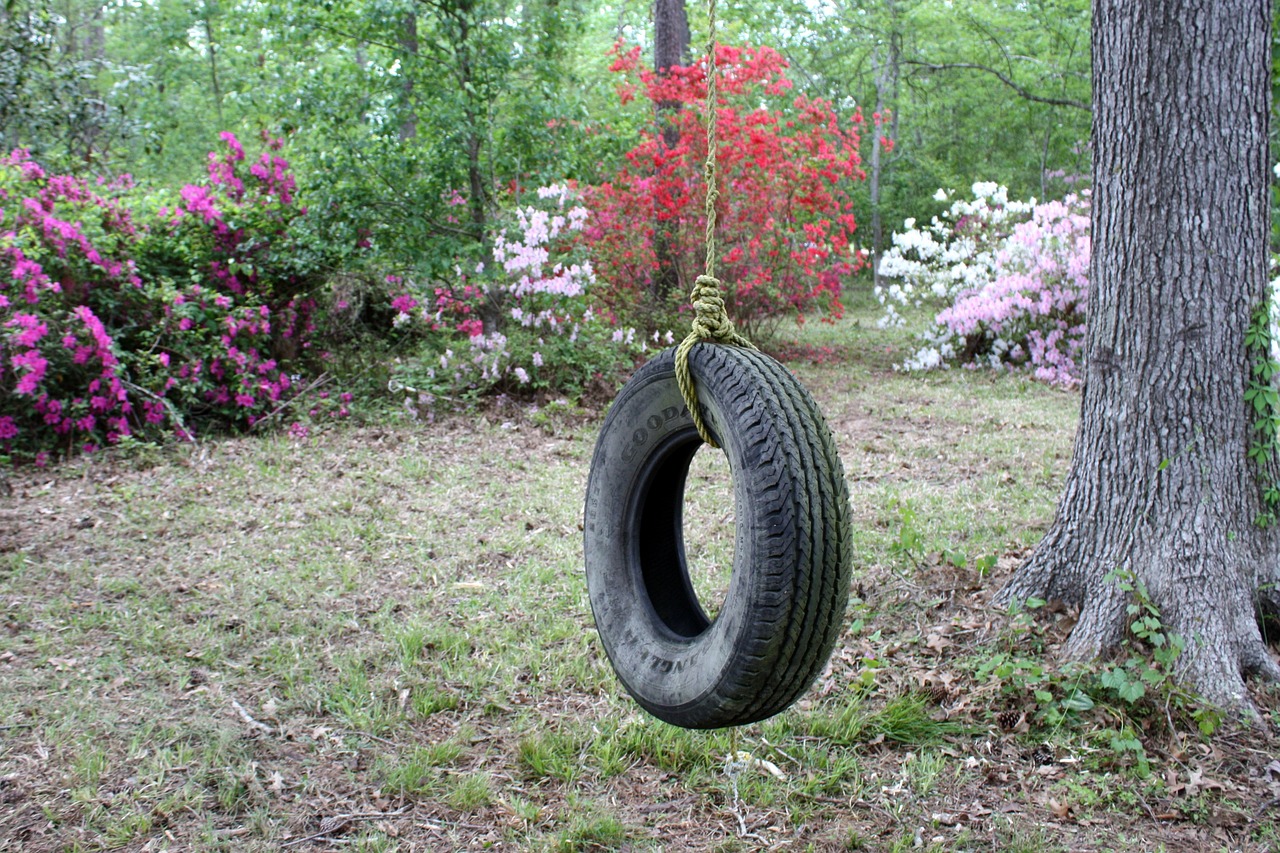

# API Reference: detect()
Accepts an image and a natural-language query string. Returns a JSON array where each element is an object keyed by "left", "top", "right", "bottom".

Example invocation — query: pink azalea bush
[
  {"left": 876, "top": 184, "right": 1090, "bottom": 387},
  {"left": 388, "top": 184, "right": 659, "bottom": 411},
  {"left": 0, "top": 134, "right": 347, "bottom": 462}
]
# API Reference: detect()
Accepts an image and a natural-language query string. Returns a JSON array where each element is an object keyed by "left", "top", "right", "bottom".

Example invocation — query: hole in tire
[{"left": 683, "top": 444, "right": 735, "bottom": 621}]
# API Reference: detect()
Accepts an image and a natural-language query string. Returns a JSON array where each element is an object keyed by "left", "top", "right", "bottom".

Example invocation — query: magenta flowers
[{"left": 0, "top": 134, "right": 347, "bottom": 461}]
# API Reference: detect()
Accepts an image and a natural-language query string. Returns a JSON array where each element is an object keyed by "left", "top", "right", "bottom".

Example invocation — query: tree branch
[{"left": 903, "top": 60, "right": 1089, "bottom": 111}]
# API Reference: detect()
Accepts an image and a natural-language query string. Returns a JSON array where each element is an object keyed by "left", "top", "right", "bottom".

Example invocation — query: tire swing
[{"left": 582, "top": 3, "right": 853, "bottom": 730}]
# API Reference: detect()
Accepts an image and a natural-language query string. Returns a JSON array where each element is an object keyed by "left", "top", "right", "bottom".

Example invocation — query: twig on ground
[
  {"left": 280, "top": 807, "right": 412, "bottom": 848},
  {"left": 1252, "top": 796, "right": 1280, "bottom": 823},
  {"left": 230, "top": 699, "right": 274, "bottom": 734},
  {"left": 0, "top": 723, "right": 34, "bottom": 731},
  {"left": 345, "top": 729, "right": 399, "bottom": 748},
  {"left": 1136, "top": 794, "right": 1161, "bottom": 824},
  {"left": 120, "top": 379, "right": 197, "bottom": 447},
  {"left": 758, "top": 736, "right": 801, "bottom": 768},
  {"left": 249, "top": 373, "right": 336, "bottom": 431},
  {"left": 419, "top": 818, "right": 495, "bottom": 832}
]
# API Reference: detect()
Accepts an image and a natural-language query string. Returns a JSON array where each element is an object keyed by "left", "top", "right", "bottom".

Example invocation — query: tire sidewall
[{"left": 584, "top": 349, "right": 762, "bottom": 719}]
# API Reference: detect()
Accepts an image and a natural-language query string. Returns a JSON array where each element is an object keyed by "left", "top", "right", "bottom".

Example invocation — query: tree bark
[
  {"left": 651, "top": 0, "right": 689, "bottom": 305},
  {"left": 398, "top": 12, "right": 418, "bottom": 141},
  {"left": 868, "top": 1, "right": 900, "bottom": 294},
  {"left": 201, "top": 3, "right": 224, "bottom": 127},
  {"left": 996, "top": 0, "right": 1280, "bottom": 707}
]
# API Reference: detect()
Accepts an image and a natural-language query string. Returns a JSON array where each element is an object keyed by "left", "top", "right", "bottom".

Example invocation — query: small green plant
[
  {"left": 976, "top": 651, "right": 1049, "bottom": 696},
  {"left": 554, "top": 812, "right": 629, "bottom": 851},
  {"left": 940, "top": 548, "right": 997, "bottom": 576},
  {"left": 517, "top": 729, "right": 584, "bottom": 784},
  {"left": 998, "top": 596, "right": 1048, "bottom": 653},
  {"left": 807, "top": 693, "right": 964, "bottom": 746},
  {"left": 889, "top": 501, "right": 926, "bottom": 567},
  {"left": 1244, "top": 300, "right": 1280, "bottom": 525},
  {"left": 1096, "top": 569, "right": 1185, "bottom": 708},
  {"left": 1105, "top": 726, "right": 1151, "bottom": 778},
  {"left": 382, "top": 742, "right": 465, "bottom": 795},
  {"left": 974, "top": 553, "right": 999, "bottom": 576},
  {"left": 445, "top": 773, "right": 493, "bottom": 811}
]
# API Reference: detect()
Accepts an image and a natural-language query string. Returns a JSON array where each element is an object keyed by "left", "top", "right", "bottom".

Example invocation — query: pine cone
[
  {"left": 1028, "top": 744, "right": 1055, "bottom": 766},
  {"left": 318, "top": 815, "right": 350, "bottom": 835},
  {"left": 996, "top": 709, "right": 1023, "bottom": 732},
  {"left": 922, "top": 684, "right": 952, "bottom": 705}
]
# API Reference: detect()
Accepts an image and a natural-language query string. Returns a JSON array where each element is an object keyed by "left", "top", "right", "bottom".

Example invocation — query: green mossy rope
[{"left": 674, "top": 0, "right": 757, "bottom": 449}]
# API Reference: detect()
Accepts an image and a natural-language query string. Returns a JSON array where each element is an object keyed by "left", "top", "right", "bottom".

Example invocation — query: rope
[{"left": 674, "top": 0, "right": 757, "bottom": 448}]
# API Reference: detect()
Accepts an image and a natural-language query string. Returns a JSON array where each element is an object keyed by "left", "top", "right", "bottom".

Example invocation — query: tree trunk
[
  {"left": 868, "top": 69, "right": 884, "bottom": 294},
  {"left": 439, "top": 4, "right": 486, "bottom": 244},
  {"left": 868, "top": 5, "right": 900, "bottom": 293},
  {"left": 651, "top": 0, "right": 689, "bottom": 305},
  {"left": 398, "top": 12, "right": 418, "bottom": 141},
  {"left": 996, "top": 0, "right": 1280, "bottom": 708},
  {"left": 653, "top": 0, "right": 690, "bottom": 139},
  {"left": 201, "top": 4, "right": 224, "bottom": 127}
]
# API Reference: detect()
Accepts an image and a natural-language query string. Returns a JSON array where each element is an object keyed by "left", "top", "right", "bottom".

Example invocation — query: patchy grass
[{"left": 1, "top": 294, "right": 1277, "bottom": 851}]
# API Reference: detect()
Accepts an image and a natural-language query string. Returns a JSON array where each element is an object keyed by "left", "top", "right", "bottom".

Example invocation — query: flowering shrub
[
  {"left": 388, "top": 184, "right": 658, "bottom": 410},
  {"left": 877, "top": 183, "right": 1090, "bottom": 386},
  {"left": 585, "top": 43, "right": 865, "bottom": 340},
  {"left": 0, "top": 135, "right": 346, "bottom": 462}
]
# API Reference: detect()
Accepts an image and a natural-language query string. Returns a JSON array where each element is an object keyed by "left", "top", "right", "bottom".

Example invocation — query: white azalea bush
[
  {"left": 388, "top": 185, "right": 658, "bottom": 411},
  {"left": 876, "top": 182, "right": 1090, "bottom": 387}
]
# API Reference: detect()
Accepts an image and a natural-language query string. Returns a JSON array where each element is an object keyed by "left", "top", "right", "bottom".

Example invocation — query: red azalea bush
[
  {"left": 0, "top": 134, "right": 346, "bottom": 462},
  {"left": 586, "top": 43, "right": 867, "bottom": 340}
]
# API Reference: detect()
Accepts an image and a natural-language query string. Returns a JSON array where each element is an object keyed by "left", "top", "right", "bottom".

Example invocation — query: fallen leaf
[
  {"left": 1187, "top": 768, "right": 1225, "bottom": 794},
  {"left": 730, "top": 751, "right": 787, "bottom": 781}
]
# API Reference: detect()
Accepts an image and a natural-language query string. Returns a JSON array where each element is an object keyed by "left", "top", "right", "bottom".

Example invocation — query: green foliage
[
  {"left": 723, "top": 0, "right": 1091, "bottom": 232},
  {"left": 1100, "top": 726, "right": 1150, "bottom": 778},
  {"left": 889, "top": 501, "right": 926, "bottom": 566},
  {"left": 975, "top": 577, "right": 1222, "bottom": 770},
  {"left": 0, "top": 0, "right": 147, "bottom": 168},
  {"left": 39, "top": 0, "right": 1097, "bottom": 296},
  {"left": 805, "top": 692, "right": 965, "bottom": 746},
  {"left": 0, "top": 137, "right": 354, "bottom": 460},
  {"left": 1094, "top": 569, "right": 1222, "bottom": 740},
  {"left": 1245, "top": 299, "right": 1280, "bottom": 525},
  {"left": 554, "top": 810, "right": 629, "bottom": 851},
  {"left": 241, "top": 0, "right": 613, "bottom": 280},
  {"left": 384, "top": 185, "right": 652, "bottom": 412}
]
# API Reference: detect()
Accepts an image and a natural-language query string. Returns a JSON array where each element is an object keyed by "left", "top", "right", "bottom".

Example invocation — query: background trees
[
  {"left": 1, "top": 0, "right": 1091, "bottom": 248},
  {"left": 718, "top": 0, "right": 1090, "bottom": 263},
  {"left": 2, "top": 0, "right": 1097, "bottom": 457}
]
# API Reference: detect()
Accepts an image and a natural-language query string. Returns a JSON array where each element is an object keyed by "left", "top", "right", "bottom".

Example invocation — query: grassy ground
[{"left": 1, "top": 296, "right": 1278, "bottom": 851}]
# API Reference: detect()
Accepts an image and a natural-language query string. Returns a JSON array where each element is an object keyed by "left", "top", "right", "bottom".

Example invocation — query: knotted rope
[{"left": 674, "top": 0, "right": 757, "bottom": 448}]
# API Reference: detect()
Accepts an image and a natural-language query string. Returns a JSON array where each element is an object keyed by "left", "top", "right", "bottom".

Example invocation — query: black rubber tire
[{"left": 583, "top": 344, "right": 852, "bottom": 729}]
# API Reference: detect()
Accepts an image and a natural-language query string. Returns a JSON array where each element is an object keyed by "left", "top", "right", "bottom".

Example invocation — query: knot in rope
[
  {"left": 675, "top": 276, "right": 756, "bottom": 448},
  {"left": 687, "top": 276, "right": 737, "bottom": 343}
]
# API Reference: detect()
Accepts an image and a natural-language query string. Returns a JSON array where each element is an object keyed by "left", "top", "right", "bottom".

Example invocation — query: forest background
[{"left": 0, "top": 0, "right": 1096, "bottom": 458}]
